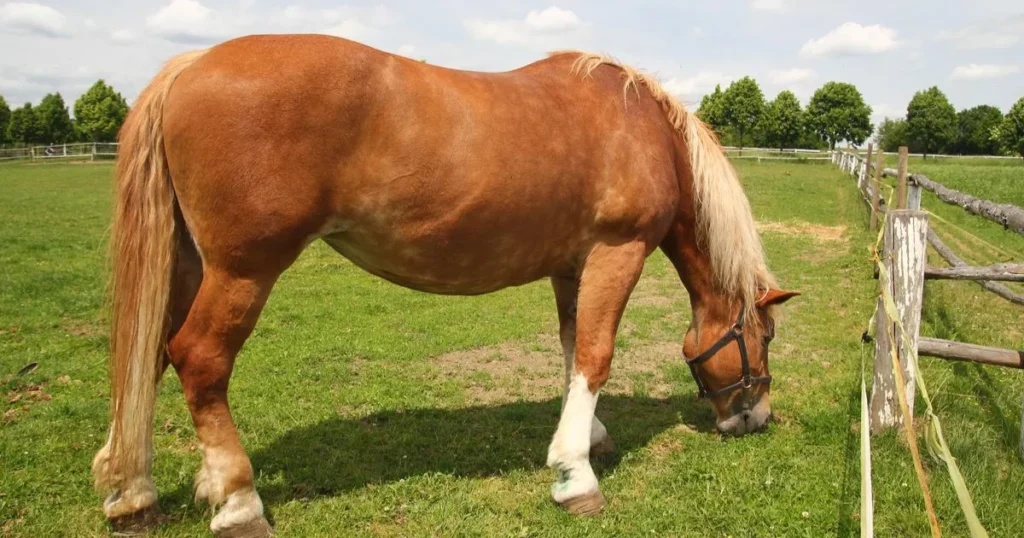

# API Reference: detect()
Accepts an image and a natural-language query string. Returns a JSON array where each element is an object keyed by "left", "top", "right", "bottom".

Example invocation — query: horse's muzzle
[{"left": 716, "top": 397, "right": 771, "bottom": 436}]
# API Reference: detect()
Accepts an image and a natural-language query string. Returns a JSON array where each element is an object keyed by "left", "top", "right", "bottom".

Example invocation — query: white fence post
[{"left": 871, "top": 209, "right": 928, "bottom": 433}]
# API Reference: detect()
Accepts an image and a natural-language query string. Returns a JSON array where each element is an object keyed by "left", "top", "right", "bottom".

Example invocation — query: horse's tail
[{"left": 93, "top": 49, "right": 206, "bottom": 493}]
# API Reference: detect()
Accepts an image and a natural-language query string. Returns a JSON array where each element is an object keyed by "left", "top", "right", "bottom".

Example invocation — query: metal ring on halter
[{"left": 683, "top": 306, "right": 772, "bottom": 399}]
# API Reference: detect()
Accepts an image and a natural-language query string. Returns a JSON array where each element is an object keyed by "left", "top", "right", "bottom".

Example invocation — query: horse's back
[{"left": 161, "top": 34, "right": 681, "bottom": 290}]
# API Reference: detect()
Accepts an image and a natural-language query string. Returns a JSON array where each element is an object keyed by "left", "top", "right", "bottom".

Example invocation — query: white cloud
[
  {"left": 465, "top": 6, "right": 585, "bottom": 47},
  {"left": 936, "top": 15, "right": 1024, "bottom": 50},
  {"left": 751, "top": 0, "right": 785, "bottom": 11},
  {"left": 323, "top": 19, "right": 375, "bottom": 40},
  {"left": 769, "top": 68, "right": 814, "bottom": 85},
  {"left": 110, "top": 29, "right": 135, "bottom": 44},
  {"left": 279, "top": 4, "right": 393, "bottom": 41},
  {"left": 524, "top": 6, "right": 580, "bottom": 32},
  {"left": 0, "top": 2, "right": 67, "bottom": 37},
  {"left": 662, "top": 72, "right": 734, "bottom": 99},
  {"left": 146, "top": 0, "right": 225, "bottom": 44},
  {"left": 871, "top": 103, "right": 904, "bottom": 121},
  {"left": 800, "top": 22, "right": 900, "bottom": 58},
  {"left": 397, "top": 44, "right": 417, "bottom": 57},
  {"left": 83, "top": 18, "right": 96, "bottom": 29},
  {"left": 951, "top": 64, "right": 1020, "bottom": 80}
]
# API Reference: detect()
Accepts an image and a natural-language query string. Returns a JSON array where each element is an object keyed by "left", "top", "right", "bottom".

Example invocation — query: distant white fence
[
  {"left": 0, "top": 142, "right": 118, "bottom": 162},
  {"left": 844, "top": 149, "right": 1020, "bottom": 160},
  {"left": 722, "top": 147, "right": 832, "bottom": 162}
]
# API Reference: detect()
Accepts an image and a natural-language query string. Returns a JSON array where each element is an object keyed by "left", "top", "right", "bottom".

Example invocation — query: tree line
[
  {"left": 0, "top": 80, "right": 129, "bottom": 146},
  {"left": 697, "top": 77, "right": 1024, "bottom": 158},
  {"left": 877, "top": 89, "right": 1024, "bottom": 157}
]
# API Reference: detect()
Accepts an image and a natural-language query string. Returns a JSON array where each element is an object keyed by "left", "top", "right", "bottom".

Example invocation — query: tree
[
  {"left": 74, "top": 80, "right": 129, "bottom": 142},
  {"left": 722, "top": 77, "right": 764, "bottom": 149},
  {"left": 0, "top": 95, "right": 10, "bottom": 144},
  {"left": 806, "top": 82, "right": 873, "bottom": 149},
  {"left": 8, "top": 103, "right": 42, "bottom": 144},
  {"left": 759, "top": 90, "right": 804, "bottom": 151},
  {"left": 953, "top": 105, "right": 1003, "bottom": 155},
  {"left": 875, "top": 117, "right": 909, "bottom": 152},
  {"left": 697, "top": 84, "right": 727, "bottom": 133},
  {"left": 36, "top": 92, "right": 74, "bottom": 144},
  {"left": 996, "top": 97, "right": 1024, "bottom": 158},
  {"left": 906, "top": 86, "right": 957, "bottom": 158}
]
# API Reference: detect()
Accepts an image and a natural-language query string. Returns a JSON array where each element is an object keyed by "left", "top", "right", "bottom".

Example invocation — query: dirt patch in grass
[
  {"left": 758, "top": 221, "right": 848, "bottom": 243},
  {"left": 62, "top": 316, "right": 102, "bottom": 338},
  {"left": 432, "top": 337, "right": 680, "bottom": 404},
  {"left": 3, "top": 383, "right": 51, "bottom": 423},
  {"left": 432, "top": 337, "right": 563, "bottom": 404}
]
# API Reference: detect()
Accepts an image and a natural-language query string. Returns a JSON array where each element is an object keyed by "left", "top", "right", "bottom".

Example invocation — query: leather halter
[{"left": 684, "top": 307, "right": 772, "bottom": 399}]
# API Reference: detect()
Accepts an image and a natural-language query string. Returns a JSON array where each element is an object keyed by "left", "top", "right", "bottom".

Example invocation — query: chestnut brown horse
[{"left": 92, "top": 34, "right": 797, "bottom": 536}]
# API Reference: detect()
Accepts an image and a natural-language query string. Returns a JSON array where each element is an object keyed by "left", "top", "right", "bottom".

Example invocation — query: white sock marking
[{"left": 548, "top": 373, "right": 600, "bottom": 502}]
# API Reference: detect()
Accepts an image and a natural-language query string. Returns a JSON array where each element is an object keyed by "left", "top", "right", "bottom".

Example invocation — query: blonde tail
[{"left": 92, "top": 50, "right": 206, "bottom": 508}]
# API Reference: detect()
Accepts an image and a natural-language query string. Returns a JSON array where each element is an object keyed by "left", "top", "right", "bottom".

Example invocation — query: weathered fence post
[
  {"left": 871, "top": 149, "right": 884, "bottom": 232},
  {"left": 907, "top": 177, "right": 922, "bottom": 211},
  {"left": 871, "top": 209, "right": 928, "bottom": 433},
  {"left": 861, "top": 143, "right": 873, "bottom": 197},
  {"left": 896, "top": 146, "right": 909, "bottom": 209}
]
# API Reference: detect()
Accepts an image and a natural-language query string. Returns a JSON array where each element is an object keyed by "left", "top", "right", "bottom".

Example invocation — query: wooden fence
[
  {"left": 835, "top": 145, "right": 1023, "bottom": 537},
  {"left": 834, "top": 146, "right": 1024, "bottom": 428}
]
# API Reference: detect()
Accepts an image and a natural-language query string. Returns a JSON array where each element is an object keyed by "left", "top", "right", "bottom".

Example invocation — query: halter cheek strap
[{"left": 684, "top": 307, "right": 772, "bottom": 399}]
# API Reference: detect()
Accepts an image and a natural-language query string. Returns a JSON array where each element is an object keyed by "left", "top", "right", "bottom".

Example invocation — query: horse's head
[{"left": 684, "top": 288, "right": 799, "bottom": 436}]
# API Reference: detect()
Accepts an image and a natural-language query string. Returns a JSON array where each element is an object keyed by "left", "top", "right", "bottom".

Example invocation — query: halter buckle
[{"left": 740, "top": 375, "right": 753, "bottom": 389}]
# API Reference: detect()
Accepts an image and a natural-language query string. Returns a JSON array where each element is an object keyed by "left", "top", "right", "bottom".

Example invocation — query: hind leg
[
  {"left": 547, "top": 242, "right": 645, "bottom": 514},
  {"left": 551, "top": 276, "right": 614, "bottom": 455},
  {"left": 168, "top": 268, "right": 277, "bottom": 537}
]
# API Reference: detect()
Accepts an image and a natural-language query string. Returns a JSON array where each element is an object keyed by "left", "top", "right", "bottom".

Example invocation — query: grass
[{"left": 1, "top": 160, "right": 1022, "bottom": 537}]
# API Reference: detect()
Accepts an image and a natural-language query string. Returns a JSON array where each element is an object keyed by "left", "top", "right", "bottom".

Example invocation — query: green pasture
[{"left": 1, "top": 160, "right": 1022, "bottom": 537}]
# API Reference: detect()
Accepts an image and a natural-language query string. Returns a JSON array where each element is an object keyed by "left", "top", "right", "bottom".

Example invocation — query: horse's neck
[{"left": 661, "top": 218, "right": 737, "bottom": 324}]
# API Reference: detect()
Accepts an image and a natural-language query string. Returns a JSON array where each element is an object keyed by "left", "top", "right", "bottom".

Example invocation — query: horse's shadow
[{"left": 233, "top": 394, "right": 713, "bottom": 506}]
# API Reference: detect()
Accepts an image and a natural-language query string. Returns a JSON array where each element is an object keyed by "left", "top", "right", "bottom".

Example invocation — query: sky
[{"left": 1, "top": 0, "right": 1022, "bottom": 127}]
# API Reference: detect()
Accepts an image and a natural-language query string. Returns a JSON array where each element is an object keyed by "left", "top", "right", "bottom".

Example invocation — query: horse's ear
[{"left": 757, "top": 289, "right": 800, "bottom": 308}]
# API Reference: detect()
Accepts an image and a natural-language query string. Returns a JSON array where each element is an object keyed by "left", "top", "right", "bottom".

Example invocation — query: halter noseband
[{"left": 684, "top": 306, "right": 772, "bottom": 399}]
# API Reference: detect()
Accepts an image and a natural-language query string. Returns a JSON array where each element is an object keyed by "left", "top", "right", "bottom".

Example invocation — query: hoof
[
  {"left": 215, "top": 517, "right": 273, "bottom": 538},
  {"left": 558, "top": 490, "right": 606, "bottom": 516},
  {"left": 591, "top": 437, "right": 616, "bottom": 457},
  {"left": 109, "top": 504, "right": 162, "bottom": 536}
]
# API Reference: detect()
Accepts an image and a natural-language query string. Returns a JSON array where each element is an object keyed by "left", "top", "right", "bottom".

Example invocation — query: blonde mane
[{"left": 553, "top": 51, "right": 777, "bottom": 312}]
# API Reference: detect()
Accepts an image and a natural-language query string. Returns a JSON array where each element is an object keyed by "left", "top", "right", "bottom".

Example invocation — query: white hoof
[
  {"left": 549, "top": 459, "right": 600, "bottom": 505},
  {"left": 211, "top": 488, "right": 266, "bottom": 535},
  {"left": 102, "top": 476, "right": 158, "bottom": 519}
]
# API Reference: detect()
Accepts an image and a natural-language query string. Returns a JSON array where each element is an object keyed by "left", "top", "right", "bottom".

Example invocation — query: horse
[{"left": 91, "top": 34, "right": 797, "bottom": 537}]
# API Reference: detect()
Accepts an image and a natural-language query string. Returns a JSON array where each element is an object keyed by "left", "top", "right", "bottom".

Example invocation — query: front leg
[
  {"left": 547, "top": 242, "right": 646, "bottom": 515},
  {"left": 551, "top": 276, "right": 614, "bottom": 455}
]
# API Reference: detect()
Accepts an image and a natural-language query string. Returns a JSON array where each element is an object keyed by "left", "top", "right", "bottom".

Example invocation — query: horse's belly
[{"left": 320, "top": 230, "right": 571, "bottom": 295}]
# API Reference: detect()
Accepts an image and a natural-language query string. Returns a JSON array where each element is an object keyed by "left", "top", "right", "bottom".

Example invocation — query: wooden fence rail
[
  {"left": 876, "top": 170, "right": 1024, "bottom": 238},
  {"left": 924, "top": 263, "right": 1024, "bottom": 282},
  {"left": 918, "top": 337, "right": 1024, "bottom": 369},
  {"left": 925, "top": 229, "right": 1024, "bottom": 306}
]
